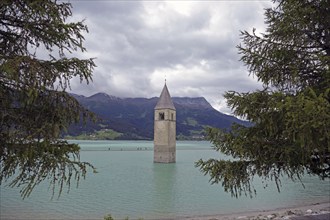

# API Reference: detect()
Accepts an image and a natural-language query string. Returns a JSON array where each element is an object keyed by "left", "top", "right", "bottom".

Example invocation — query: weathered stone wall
[{"left": 154, "top": 108, "right": 176, "bottom": 163}]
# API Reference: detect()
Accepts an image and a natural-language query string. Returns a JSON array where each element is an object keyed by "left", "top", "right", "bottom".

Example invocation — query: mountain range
[{"left": 67, "top": 92, "right": 250, "bottom": 140}]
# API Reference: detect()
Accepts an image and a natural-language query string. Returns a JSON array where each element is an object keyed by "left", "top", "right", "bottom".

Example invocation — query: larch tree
[
  {"left": 0, "top": 0, "right": 96, "bottom": 198},
  {"left": 196, "top": 0, "right": 330, "bottom": 197}
]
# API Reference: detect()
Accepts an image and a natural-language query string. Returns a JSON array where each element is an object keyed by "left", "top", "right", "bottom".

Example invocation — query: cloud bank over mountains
[{"left": 69, "top": 1, "right": 273, "bottom": 114}]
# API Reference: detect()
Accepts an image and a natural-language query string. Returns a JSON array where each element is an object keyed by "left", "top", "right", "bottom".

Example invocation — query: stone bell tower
[{"left": 154, "top": 83, "right": 176, "bottom": 163}]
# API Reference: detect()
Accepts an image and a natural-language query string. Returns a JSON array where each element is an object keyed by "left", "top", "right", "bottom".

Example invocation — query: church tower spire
[
  {"left": 154, "top": 83, "right": 175, "bottom": 110},
  {"left": 154, "top": 83, "right": 176, "bottom": 163}
]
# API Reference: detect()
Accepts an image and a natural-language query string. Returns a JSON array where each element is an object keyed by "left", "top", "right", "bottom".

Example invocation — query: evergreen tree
[
  {"left": 197, "top": 0, "right": 330, "bottom": 197},
  {"left": 0, "top": 0, "right": 96, "bottom": 198}
]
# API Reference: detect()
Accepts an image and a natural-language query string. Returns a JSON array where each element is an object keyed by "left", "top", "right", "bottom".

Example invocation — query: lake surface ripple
[{"left": 1, "top": 140, "right": 329, "bottom": 220}]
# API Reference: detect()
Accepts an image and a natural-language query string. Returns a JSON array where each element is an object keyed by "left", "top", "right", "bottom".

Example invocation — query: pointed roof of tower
[{"left": 155, "top": 83, "right": 176, "bottom": 110}]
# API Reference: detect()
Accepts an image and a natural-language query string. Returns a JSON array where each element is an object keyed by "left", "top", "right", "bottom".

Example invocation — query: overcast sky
[{"left": 68, "top": 0, "right": 273, "bottom": 114}]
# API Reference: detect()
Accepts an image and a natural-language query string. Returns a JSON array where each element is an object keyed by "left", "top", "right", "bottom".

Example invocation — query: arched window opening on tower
[
  {"left": 171, "top": 113, "right": 174, "bottom": 121},
  {"left": 159, "top": 112, "right": 165, "bottom": 120}
]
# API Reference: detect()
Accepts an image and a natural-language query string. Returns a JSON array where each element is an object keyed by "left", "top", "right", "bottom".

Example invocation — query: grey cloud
[{"left": 68, "top": 1, "right": 273, "bottom": 114}]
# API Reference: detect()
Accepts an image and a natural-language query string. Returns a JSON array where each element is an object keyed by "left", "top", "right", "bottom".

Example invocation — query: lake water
[{"left": 1, "top": 140, "right": 329, "bottom": 220}]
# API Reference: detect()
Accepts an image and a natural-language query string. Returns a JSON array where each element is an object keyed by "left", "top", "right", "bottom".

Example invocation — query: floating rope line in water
[
  {"left": 80, "top": 147, "right": 152, "bottom": 151},
  {"left": 79, "top": 147, "right": 211, "bottom": 152}
]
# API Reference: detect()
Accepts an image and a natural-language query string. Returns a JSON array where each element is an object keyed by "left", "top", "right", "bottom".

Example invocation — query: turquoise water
[{"left": 1, "top": 140, "right": 329, "bottom": 220}]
